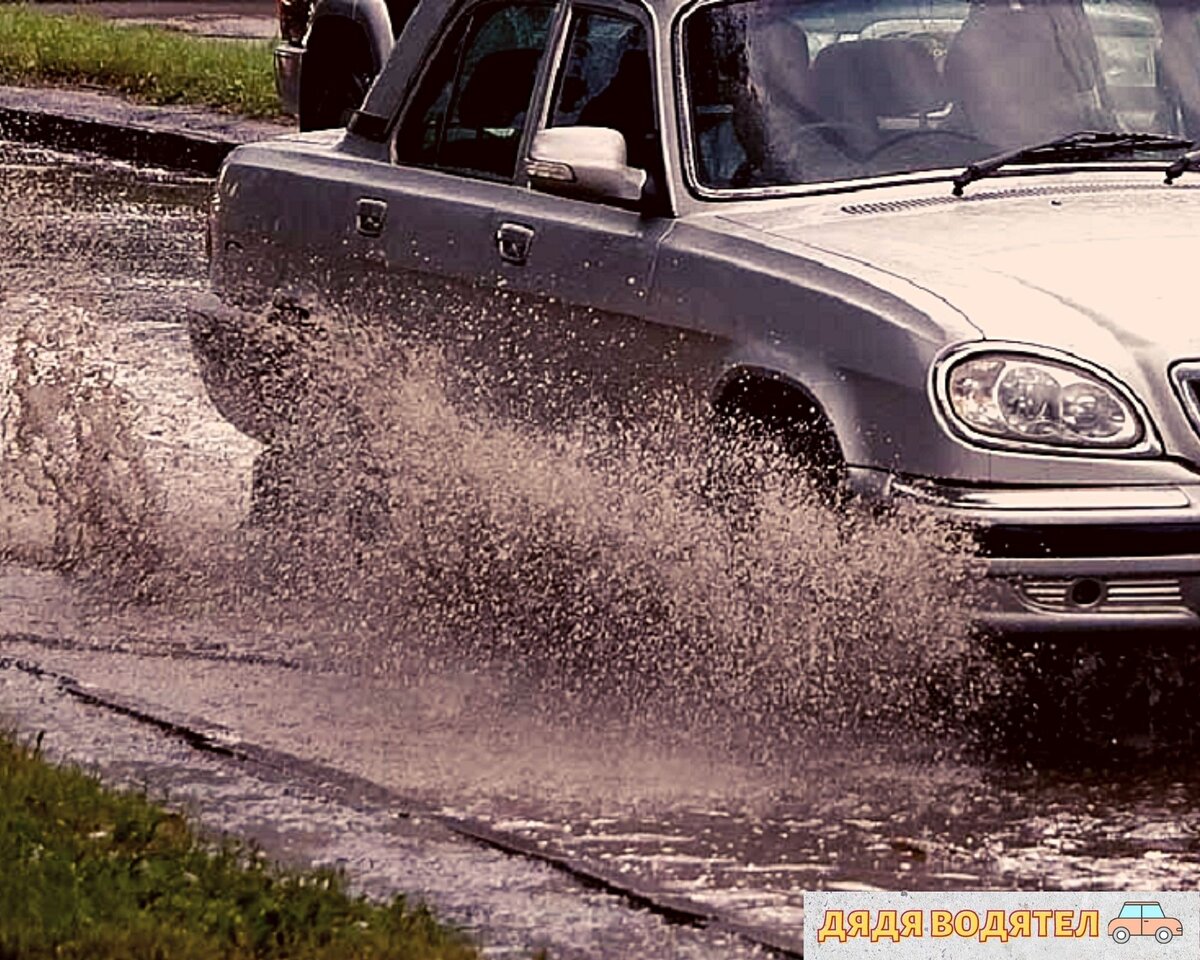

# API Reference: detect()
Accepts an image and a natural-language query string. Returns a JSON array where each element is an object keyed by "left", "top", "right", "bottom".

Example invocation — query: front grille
[
  {"left": 978, "top": 523, "right": 1200, "bottom": 559},
  {"left": 1019, "top": 577, "right": 1187, "bottom": 614}
]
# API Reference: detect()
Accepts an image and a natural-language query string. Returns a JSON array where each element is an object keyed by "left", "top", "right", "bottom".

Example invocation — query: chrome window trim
[
  {"left": 522, "top": 0, "right": 674, "bottom": 212},
  {"left": 529, "top": 1, "right": 575, "bottom": 142},
  {"left": 676, "top": 162, "right": 1178, "bottom": 203},
  {"left": 516, "top": 0, "right": 573, "bottom": 183},
  {"left": 387, "top": 0, "right": 564, "bottom": 180},
  {"left": 929, "top": 341, "right": 1163, "bottom": 459}
]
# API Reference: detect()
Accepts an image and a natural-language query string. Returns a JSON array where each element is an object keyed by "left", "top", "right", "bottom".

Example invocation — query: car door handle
[
  {"left": 496, "top": 222, "right": 535, "bottom": 265},
  {"left": 356, "top": 198, "right": 388, "bottom": 238}
]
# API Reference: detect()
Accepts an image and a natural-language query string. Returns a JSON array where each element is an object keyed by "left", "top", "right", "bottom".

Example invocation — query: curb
[
  {"left": 1, "top": 633, "right": 805, "bottom": 959},
  {"left": 0, "top": 85, "right": 291, "bottom": 175},
  {"left": 0, "top": 105, "right": 234, "bottom": 175}
]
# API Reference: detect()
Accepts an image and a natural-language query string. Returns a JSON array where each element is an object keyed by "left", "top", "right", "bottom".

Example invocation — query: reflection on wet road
[{"left": 1, "top": 139, "right": 1199, "bottom": 957}]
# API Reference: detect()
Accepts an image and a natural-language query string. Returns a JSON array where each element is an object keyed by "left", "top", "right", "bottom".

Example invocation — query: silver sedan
[{"left": 193, "top": 0, "right": 1200, "bottom": 633}]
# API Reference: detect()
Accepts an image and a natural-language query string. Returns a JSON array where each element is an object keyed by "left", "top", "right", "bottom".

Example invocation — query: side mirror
[{"left": 526, "top": 127, "right": 647, "bottom": 203}]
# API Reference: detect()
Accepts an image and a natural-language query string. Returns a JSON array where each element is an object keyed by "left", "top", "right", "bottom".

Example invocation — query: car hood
[{"left": 719, "top": 177, "right": 1200, "bottom": 369}]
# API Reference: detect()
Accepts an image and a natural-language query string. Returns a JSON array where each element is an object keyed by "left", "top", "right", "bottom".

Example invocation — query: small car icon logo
[{"left": 1108, "top": 901, "right": 1184, "bottom": 944}]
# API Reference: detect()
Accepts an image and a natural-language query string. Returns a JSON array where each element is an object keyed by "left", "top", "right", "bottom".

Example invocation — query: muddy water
[{"left": 2, "top": 139, "right": 1200, "bottom": 955}]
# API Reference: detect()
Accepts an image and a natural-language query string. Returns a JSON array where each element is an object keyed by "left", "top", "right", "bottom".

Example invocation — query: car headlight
[{"left": 938, "top": 350, "right": 1151, "bottom": 452}]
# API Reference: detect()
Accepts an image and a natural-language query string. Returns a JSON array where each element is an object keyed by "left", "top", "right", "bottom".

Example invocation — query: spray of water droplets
[{"left": 0, "top": 143, "right": 1004, "bottom": 753}]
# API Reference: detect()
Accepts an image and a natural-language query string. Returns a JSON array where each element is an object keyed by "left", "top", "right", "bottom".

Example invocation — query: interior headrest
[{"left": 810, "top": 39, "right": 945, "bottom": 123}]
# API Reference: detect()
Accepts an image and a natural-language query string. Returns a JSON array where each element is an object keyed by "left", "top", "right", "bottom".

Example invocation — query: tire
[
  {"left": 705, "top": 382, "right": 846, "bottom": 522},
  {"left": 1112, "top": 927, "right": 1130, "bottom": 944},
  {"left": 299, "top": 27, "right": 376, "bottom": 131},
  {"left": 1156, "top": 928, "right": 1173, "bottom": 944}
]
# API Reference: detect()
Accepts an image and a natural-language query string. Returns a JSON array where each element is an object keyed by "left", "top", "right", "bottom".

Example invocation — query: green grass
[
  {"left": 0, "top": 4, "right": 280, "bottom": 117},
  {"left": 0, "top": 732, "right": 481, "bottom": 959}
]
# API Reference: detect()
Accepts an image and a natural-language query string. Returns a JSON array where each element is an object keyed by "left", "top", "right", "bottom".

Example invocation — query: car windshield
[{"left": 681, "top": 0, "right": 1200, "bottom": 191}]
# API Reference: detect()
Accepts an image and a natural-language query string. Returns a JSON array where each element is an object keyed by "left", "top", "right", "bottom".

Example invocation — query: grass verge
[
  {"left": 0, "top": 732, "right": 481, "bottom": 959},
  {"left": 0, "top": 4, "right": 279, "bottom": 118}
]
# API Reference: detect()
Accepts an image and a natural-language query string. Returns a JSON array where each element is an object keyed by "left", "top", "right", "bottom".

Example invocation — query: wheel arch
[
  {"left": 712, "top": 365, "right": 837, "bottom": 435},
  {"left": 710, "top": 365, "right": 849, "bottom": 479}
]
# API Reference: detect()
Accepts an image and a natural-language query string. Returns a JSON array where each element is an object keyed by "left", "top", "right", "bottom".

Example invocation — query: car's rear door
[{"left": 357, "top": 0, "right": 564, "bottom": 416}]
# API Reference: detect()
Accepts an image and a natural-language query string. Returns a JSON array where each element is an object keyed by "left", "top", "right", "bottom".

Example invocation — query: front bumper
[
  {"left": 274, "top": 42, "right": 303, "bottom": 117},
  {"left": 853, "top": 470, "right": 1200, "bottom": 634}
]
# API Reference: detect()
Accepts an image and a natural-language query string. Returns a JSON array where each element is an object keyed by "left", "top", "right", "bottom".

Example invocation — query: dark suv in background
[{"left": 274, "top": 0, "right": 416, "bottom": 130}]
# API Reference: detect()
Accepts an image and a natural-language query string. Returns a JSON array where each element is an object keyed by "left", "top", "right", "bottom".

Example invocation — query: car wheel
[
  {"left": 1112, "top": 927, "right": 1130, "bottom": 944},
  {"left": 699, "top": 414, "right": 845, "bottom": 543},
  {"left": 704, "top": 377, "right": 846, "bottom": 523},
  {"left": 1156, "top": 928, "right": 1173, "bottom": 944}
]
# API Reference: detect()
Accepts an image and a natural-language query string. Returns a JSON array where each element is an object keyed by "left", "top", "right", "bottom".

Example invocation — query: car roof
[{"left": 359, "top": 0, "right": 694, "bottom": 125}]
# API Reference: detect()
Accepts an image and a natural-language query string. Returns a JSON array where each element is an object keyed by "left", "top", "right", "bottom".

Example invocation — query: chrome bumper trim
[
  {"left": 274, "top": 43, "right": 303, "bottom": 118},
  {"left": 985, "top": 554, "right": 1200, "bottom": 576},
  {"left": 847, "top": 469, "right": 1200, "bottom": 633},
  {"left": 979, "top": 610, "right": 1200, "bottom": 634},
  {"left": 1019, "top": 577, "right": 1187, "bottom": 615},
  {"left": 888, "top": 478, "right": 1192, "bottom": 511}
]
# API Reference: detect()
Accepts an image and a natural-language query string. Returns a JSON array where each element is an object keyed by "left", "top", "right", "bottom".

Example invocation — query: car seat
[
  {"left": 944, "top": 0, "right": 1112, "bottom": 149},
  {"left": 808, "top": 38, "right": 946, "bottom": 156},
  {"left": 739, "top": 15, "right": 817, "bottom": 178},
  {"left": 1158, "top": 7, "right": 1200, "bottom": 138},
  {"left": 684, "top": 9, "right": 814, "bottom": 186}
]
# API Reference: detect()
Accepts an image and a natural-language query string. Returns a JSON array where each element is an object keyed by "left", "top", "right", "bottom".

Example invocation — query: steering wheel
[
  {"left": 865, "top": 128, "right": 992, "bottom": 162},
  {"left": 792, "top": 121, "right": 880, "bottom": 160}
]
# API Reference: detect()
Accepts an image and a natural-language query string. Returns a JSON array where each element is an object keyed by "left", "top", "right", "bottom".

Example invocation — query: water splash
[
  {"left": 0, "top": 142, "right": 999, "bottom": 749},
  {"left": 185, "top": 301, "right": 995, "bottom": 740},
  {"left": 0, "top": 317, "right": 167, "bottom": 598}
]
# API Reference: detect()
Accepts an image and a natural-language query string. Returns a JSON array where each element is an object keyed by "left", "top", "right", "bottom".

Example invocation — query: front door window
[{"left": 548, "top": 10, "right": 656, "bottom": 171}]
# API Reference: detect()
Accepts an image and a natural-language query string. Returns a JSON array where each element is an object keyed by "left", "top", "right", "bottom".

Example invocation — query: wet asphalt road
[{"left": 2, "top": 139, "right": 1200, "bottom": 957}]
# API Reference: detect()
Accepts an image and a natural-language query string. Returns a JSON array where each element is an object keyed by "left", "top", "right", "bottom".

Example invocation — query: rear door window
[{"left": 394, "top": 3, "right": 556, "bottom": 179}]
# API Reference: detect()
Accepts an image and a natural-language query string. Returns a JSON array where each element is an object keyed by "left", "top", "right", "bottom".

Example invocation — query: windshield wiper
[
  {"left": 1164, "top": 147, "right": 1200, "bottom": 184},
  {"left": 952, "top": 131, "right": 1193, "bottom": 197}
]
